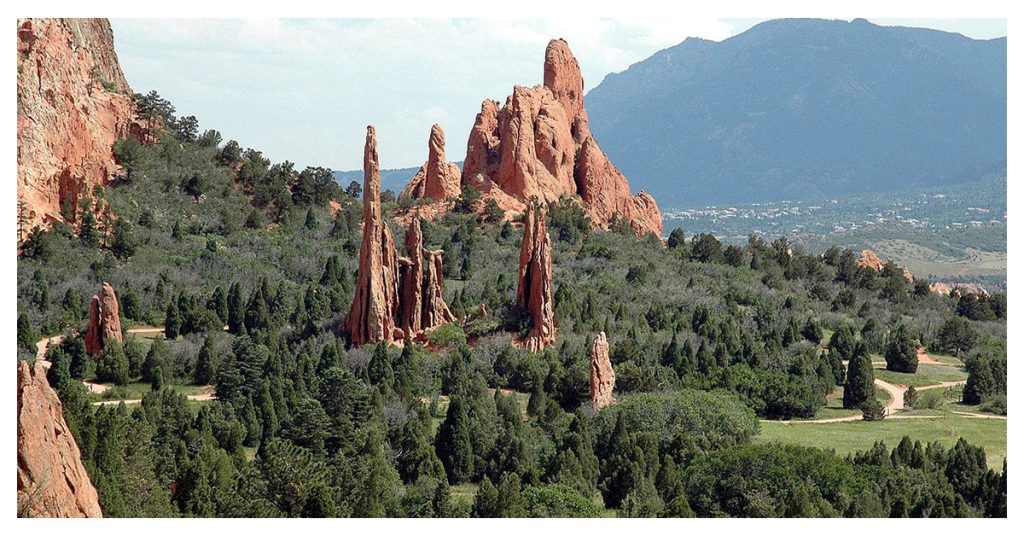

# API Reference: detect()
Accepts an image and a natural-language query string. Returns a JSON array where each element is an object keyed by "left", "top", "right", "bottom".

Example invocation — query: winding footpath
[
  {"left": 765, "top": 376, "right": 971, "bottom": 425},
  {"left": 34, "top": 329, "right": 216, "bottom": 406}
]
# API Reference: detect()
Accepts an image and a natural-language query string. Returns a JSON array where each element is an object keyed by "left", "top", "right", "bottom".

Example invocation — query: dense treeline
[{"left": 17, "top": 93, "right": 1006, "bottom": 517}]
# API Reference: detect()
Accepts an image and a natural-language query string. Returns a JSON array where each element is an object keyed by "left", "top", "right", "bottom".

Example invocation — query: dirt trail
[
  {"left": 916, "top": 347, "right": 939, "bottom": 365},
  {"left": 916, "top": 380, "right": 967, "bottom": 391},
  {"left": 34, "top": 329, "right": 215, "bottom": 403},
  {"left": 766, "top": 377, "right": 951, "bottom": 425}
]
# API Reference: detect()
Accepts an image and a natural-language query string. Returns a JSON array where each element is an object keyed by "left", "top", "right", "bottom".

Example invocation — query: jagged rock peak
[{"left": 17, "top": 360, "right": 103, "bottom": 518}]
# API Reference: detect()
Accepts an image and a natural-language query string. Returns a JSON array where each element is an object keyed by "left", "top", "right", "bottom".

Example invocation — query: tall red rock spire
[
  {"left": 345, "top": 126, "right": 402, "bottom": 347},
  {"left": 400, "top": 124, "right": 462, "bottom": 202},
  {"left": 84, "top": 282, "right": 123, "bottom": 355},
  {"left": 346, "top": 128, "right": 456, "bottom": 347},
  {"left": 516, "top": 203, "right": 557, "bottom": 351},
  {"left": 589, "top": 332, "right": 616, "bottom": 410}
]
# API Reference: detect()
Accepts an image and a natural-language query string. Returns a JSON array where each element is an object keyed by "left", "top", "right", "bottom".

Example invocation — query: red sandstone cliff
[
  {"left": 84, "top": 282, "right": 124, "bottom": 355},
  {"left": 17, "top": 361, "right": 103, "bottom": 518},
  {"left": 17, "top": 18, "right": 134, "bottom": 238}
]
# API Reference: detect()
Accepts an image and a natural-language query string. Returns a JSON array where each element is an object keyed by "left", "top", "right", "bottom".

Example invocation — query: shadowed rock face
[
  {"left": 589, "top": 332, "right": 615, "bottom": 410},
  {"left": 346, "top": 127, "right": 455, "bottom": 346},
  {"left": 516, "top": 204, "right": 557, "bottom": 351},
  {"left": 17, "top": 18, "right": 134, "bottom": 236},
  {"left": 400, "top": 124, "right": 462, "bottom": 202},
  {"left": 460, "top": 39, "right": 663, "bottom": 237},
  {"left": 84, "top": 282, "right": 123, "bottom": 355},
  {"left": 17, "top": 361, "right": 103, "bottom": 518}
]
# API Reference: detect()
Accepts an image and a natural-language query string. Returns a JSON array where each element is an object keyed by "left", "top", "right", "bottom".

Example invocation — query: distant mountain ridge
[
  {"left": 585, "top": 18, "right": 1006, "bottom": 208},
  {"left": 333, "top": 165, "right": 462, "bottom": 196}
]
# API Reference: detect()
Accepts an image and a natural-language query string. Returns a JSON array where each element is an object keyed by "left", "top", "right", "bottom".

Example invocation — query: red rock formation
[
  {"left": 900, "top": 266, "right": 914, "bottom": 283},
  {"left": 17, "top": 360, "right": 103, "bottom": 518},
  {"left": 398, "top": 217, "right": 456, "bottom": 338},
  {"left": 346, "top": 127, "right": 455, "bottom": 346},
  {"left": 17, "top": 18, "right": 135, "bottom": 237},
  {"left": 345, "top": 126, "right": 403, "bottom": 346},
  {"left": 516, "top": 204, "right": 557, "bottom": 351},
  {"left": 459, "top": 39, "right": 663, "bottom": 237},
  {"left": 84, "top": 282, "right": 123, "bottom": 355},
  {"left": 929, "top": 282, "right": 952, "bottom": 296},
  {"left": 400, "top": 124, "right": 462, "bottom": 202},
  {"left": 589, "top": 332, "right": 615, "bottom": 410},
  {"left": 953, "top": 283, "right": 989, "bottom": 297},
  {"left": 856, "top": 250, "right": 885, "bottom": 272}
]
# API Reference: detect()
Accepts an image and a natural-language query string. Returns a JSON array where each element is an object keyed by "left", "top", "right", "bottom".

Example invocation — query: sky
[{"left": 109, "top": 18, "right": 1007, "bottom": 172}]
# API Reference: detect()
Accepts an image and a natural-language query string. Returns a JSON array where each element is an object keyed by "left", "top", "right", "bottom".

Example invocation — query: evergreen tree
[
  {"left": 96, "top": 340, "right": 130, "bottom": 385},
  {"left": 884, "top": 325, "right": 918, "bottom": 373},
  {"left": 17, "top": 313, "right": 36, "bottom": 353},
  {"left": 208, "top": 286, "right": 228, "bottom": 325},
  {"left": 843, "top": 345, "right": 874, "bottom": 409},
  {"left": 435, "top": 395, "right": 475, "bottom": 483},
  {"left": 227, "top": 282, "right": 244, "bottom": 334},
  {"left": 164, "top": 300, "right": 181, "bottom": 339},
  {"left": 194, "top": 336, "right": 218, "bottom": 385}
]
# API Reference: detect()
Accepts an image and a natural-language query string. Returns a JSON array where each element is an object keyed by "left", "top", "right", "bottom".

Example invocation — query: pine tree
[
  {"left": 208, "top": 286, "right": 228, "bottom": 325},
  {"left": 435, "top": 395, "right": 474, "bottom": 483},
  {"left": 843, "top": 344, "right": 874, "bottom": 409},
  {"left": 227, "top": 282, "right": 244, "bottom": 334},
  {"left": 194, "top": 336, "right": 218, "bottom": 385},
  {"left": 164, "top": 300, "right": 181, "bottom": 339},
  {"left": 884, "top": 324, "right": 918, "bottom": 373},
  {"left": 17, "top": 313, "right": 36, "bottom": 353},
  {"left": 96, "top": 340, "right": 129, "bottom": 386}
]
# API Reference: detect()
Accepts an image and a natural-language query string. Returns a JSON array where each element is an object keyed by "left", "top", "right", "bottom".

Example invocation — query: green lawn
[
  {"left": 873, "top": 363, "right": 968, "bottom": 388},
  {"left": 758, "top": 409, "right": 1006, "bottom": 470}
]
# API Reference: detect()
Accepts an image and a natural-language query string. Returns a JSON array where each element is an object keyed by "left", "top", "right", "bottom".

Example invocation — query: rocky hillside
[
  {"left": 586, "top": 18, "right": 1007, "bottom": 207},
  {"left": 17, "top": 18, "right": 135, "bottom": 236},
  {"left": 17, "top": 361, "right": 103, "bottom": 518}
]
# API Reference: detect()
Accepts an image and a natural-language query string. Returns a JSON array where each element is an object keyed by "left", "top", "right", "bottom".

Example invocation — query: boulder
[
  {"left": 17, "top": 361, "right": 102, "bottom": 518},
  {"left": 516, "top": 203, "right": 557, "bottom": 351},
  {"left": 589, "top": 332, "right": 615, "bottom": 410}
]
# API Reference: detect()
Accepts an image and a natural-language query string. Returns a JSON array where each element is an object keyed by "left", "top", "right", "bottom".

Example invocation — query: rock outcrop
[
  {"left": 516, "top": 203, "right": 556, "bottom": 351},
  {"left": 856, "top": 249, "right": 885, "bottom": 272},
  {"left": 84, "top": 282, "right": 123, "bottom": 355},
  {"left": 17, "top": 18, "right": 134, "bottom": 237},
  {"left": 398, "top": 218, "right": 457, "bottom": 338},
  {"left": 929, "top": 282, "right": 952, "bottom": 296},
  {"left": 345, "top": 127, "right": 455, "bottom": 346},
  {"left": 901, "top": 266, "right": 914, "bottom": 283},
  {"left": 17, "top": 361, "right": 103, "bottom": 518},
  {"left": 400, "top": 124, "right": 462, "bottom": 202},
  {"left": 445, "top": 39, "right": 662, "bottom": 236},
  {"left": 589, "top": 332, "right": 615, "bottom": 411}
]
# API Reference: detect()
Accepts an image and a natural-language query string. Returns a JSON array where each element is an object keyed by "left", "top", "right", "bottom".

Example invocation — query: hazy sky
[{"left": 110, "top": 18, "right": 1007, "bottom": 171}]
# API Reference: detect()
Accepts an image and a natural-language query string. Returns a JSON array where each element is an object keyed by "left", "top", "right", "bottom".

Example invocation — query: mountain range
[{"left": 584, "top": 18, "right": 1006, "bottom": 208}]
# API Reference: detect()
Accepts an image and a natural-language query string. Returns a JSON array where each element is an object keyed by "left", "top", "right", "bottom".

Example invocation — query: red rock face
[
  {"left": 401, "top": 124, "right": 462, "bottom": 202},
  {"left": 84, "top": 282, "right": 123, "bottom": 355},
  {"left": 856, "top": 250, "right": 885, "bottom": 272},
  {"left": 458, "top": 39, "right": 663, "bottom": 237},
  {"left": 516, "top": 204, "right": 557, "bottom": 351},
  {"left": 346, "top": 128, "right": 455, "bottom": 346},
  {"left": 17, "top": 18, "right": 135, "bottom": 238},
  {"left": 589, "top": 332, "right": 615, "bottom": 410},
  {"left": 17, "top": 361, "right": 103, "bottom": 518},
  {"left": 929, "top": 283, "right": 952, "bottom": 296}
]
